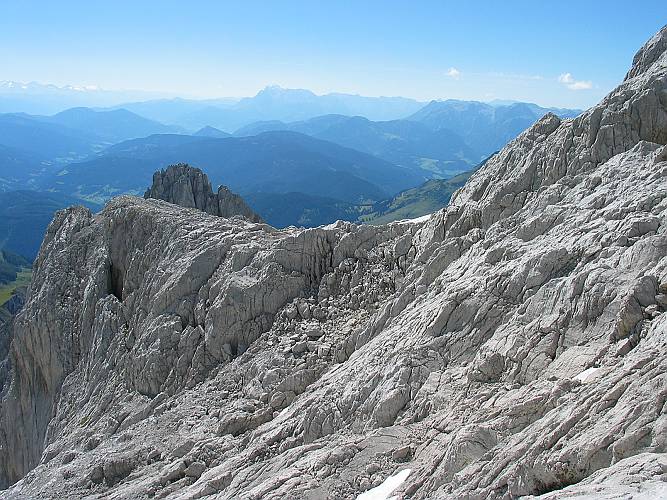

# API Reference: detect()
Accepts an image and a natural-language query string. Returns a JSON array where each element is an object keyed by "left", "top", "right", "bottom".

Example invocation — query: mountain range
[
  {"left": 234, "top": 101, "right": 580, "bottom": 171},
  {"left": 245, "top": 166, "right": 480, "bottom": 228},
  {"left": 40, "top": 107, "right": 183, "bottom": 143},
  {"left": 46, "top": 131, "right": 426, "bottom": 204},
  {"left": 0, "top": 113, "right": 100, "bottom": 164},
  {"left": 235, "top": 114, "right": 478, "bottom": 176},
  {"left": 0, "top": 82, "right": 425, "bottom": 128},
  {"left": 2, "top": 81, "right": 580, "bottom": 138},
  {"left": 0, "top": 107, "right": 184, "bottom": 170},
  {"left": 0, "top": 86, "right": 580, "bottom": 260},
  {"left": 408, "top": 99, "right": 581, "bottom": 154},
  {"left": 103, "top": 86, "right": 427, "bottom": 132},
  {"left": 0, "top": 80, "right": 172, "bottom": 115},
  {"left": 0, "top": 190, "right": 100, "bottom": 259}
]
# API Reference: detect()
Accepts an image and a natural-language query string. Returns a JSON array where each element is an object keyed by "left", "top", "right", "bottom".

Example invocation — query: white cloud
[
  {"left": 446, "top": 67, "right": 461, "bottom": 79},
  {"left": 558, "top": 73, "right": 574, "bottom": 84},
  {"left": 568, "top": 80, "right": 593, "bottom": 90},
  {"left": 558, "top": 72, "right": 592, "bottom": 90}
]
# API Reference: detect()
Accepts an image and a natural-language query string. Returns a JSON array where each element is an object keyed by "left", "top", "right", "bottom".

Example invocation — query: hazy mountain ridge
[
  {"left": 408, "top": 99, "right": 581, "bottom": 155},
  {"left": 233, "top": 102, "right": 579, "bottom": 177},
  {"left": 0, "top": 81, "right": 173, "bottom": 115},
  {"left": 0, "top": 190, "right": 101, "bottom": 260},
  {"left": 0, "top": 88, "right": 581, "bottom": 207},
  {"left": 0, "top": 112, "right": 101, "bottom": 162},
  {"left": 40, "top": 107, "right": 183, "bottom": 143},
  {"left": 193, "top": 126, "right": 231, "bottom": 138},
  {"left": 245, "top": 166, "right": 481, "bottom": 228},
  {"left": 236, "top": 114, "right": 477, "bottom": 177},
  {"left": 47, "top": 131, "right": 426, "bottom": 204},
  {"left": 105, "top": 86, "right": 426, "bottom": 132},
  {"left": 0, "top": 100, "right": 580, "bottom": 253},
  {"left": 0, "top": 106, "right": 184, "bottom": 165}
]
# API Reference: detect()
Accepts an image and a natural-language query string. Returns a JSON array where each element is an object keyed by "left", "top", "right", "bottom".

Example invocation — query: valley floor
[{"left": 0, "top": 269, "right": 30, "bottom": 307}]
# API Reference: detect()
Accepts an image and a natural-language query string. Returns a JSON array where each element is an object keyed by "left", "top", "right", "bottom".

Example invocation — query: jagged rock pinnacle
[{"left": 144, "top": 163, "right": 263, "bottom": 223}]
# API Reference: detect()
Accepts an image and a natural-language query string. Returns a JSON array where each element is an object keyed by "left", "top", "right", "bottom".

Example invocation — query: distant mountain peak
[
  {"left": 194, "top": 125, "right": 230, "bottom": 138},
  {"left": 255, "top": 85, "right": 317, "bottom": 98}
]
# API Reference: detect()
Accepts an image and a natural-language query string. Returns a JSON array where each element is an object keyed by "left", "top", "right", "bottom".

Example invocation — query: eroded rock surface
[
  {"left": 0, "top": 26, "right": 666, "bottom": 500},
  {"left": 145, "top": 163, "right": 263, "bottom": 222}
]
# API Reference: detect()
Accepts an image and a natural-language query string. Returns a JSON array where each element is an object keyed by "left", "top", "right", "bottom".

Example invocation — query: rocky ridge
[
  {"left": 145, "top": 163, "right": 263, "bottom": 223},
  {"left": 0, "top": 26, "right": 666, "bottom": 499}
]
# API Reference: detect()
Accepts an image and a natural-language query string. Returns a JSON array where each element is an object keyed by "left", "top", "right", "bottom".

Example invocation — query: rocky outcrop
[
  {"left": 0, "top": 26, "right": 666, "bottom": 499},
  {"left": 145, "top": 163, "right": 263, "bottom": 222}
]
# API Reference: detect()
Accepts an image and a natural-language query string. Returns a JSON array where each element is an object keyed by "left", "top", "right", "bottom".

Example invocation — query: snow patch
[
  {"left": 357, "top": 468, "right": 411, "bottom": 500},
  {"left": 400, "top": 214, "right": 432, "bottom": 224},
  {"left": 574, "top": 367, "right": 601, "bottom": 384}
]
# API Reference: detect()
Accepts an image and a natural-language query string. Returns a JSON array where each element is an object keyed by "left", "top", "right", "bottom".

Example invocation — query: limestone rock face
[
  {"left": 145, "top": 163, "right": 263, "bottom": 222},
  {"left": 0, "top": 26, "right": 666, "bottom": 500}
]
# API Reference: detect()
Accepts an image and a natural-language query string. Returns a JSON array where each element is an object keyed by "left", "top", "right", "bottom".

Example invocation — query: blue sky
[{"left": 0, "top": 1, "right": 664, "bottom": 108}]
